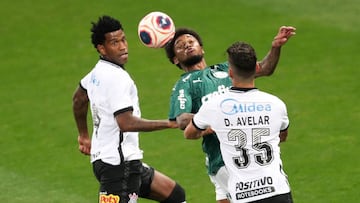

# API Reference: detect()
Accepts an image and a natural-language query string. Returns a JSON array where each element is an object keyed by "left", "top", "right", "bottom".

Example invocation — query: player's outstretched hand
[
  {"left": 272, "top": 26, "right": 296, "bottom": 48},
  {"left": 78, "top": 135, "right": 91, "bottom": 155}
]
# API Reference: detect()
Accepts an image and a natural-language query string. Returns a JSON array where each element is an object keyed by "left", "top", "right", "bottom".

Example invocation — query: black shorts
[
  {"left": 249, "top": 192, "right": 293, "bottom": 203},
  {"left": 92, "top": 160, "right": 154, "bottom": 203}
]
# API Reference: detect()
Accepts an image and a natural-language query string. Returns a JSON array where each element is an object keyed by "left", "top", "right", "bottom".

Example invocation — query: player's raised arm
[{"left": 256, "top": 26, "right": 296, "bottom": 77}]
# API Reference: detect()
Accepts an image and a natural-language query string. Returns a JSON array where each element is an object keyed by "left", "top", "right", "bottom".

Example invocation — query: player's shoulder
[
  {"left": 171, "top": 72, "right": 192, "bottom": 91},
  {"left": 257, "top": 90, "right": 287, "bottom": 106},
  {"left": 176, "top": 70, "right": 203, "bottom": 83}
]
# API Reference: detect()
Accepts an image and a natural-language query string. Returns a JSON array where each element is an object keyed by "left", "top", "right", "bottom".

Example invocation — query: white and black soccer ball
[{"left": 138, "top": 11, "right": 175, "bottom": 48}]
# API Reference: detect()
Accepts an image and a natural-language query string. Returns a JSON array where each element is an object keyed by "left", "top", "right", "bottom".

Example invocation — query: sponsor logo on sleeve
[{"left": 177, "top": 89, "right": 187, "bottom": 109}]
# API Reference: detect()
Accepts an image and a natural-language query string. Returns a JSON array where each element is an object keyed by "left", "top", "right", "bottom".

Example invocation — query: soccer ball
[{"left": 138, "top": 11, "right": 175, "bottom": 48}]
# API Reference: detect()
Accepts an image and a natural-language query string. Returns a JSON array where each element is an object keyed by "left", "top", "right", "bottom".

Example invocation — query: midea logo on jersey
[{"left": 220, "top": 98, "right": 272, "bottom": 115}]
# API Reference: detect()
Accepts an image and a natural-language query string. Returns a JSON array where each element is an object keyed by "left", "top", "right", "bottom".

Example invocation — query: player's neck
[
  {"left": 183, "top": 59, "right": 207, "bottom": 72},
  {"left": 232, "top": 80, "right": 255, "bottom": 88}
]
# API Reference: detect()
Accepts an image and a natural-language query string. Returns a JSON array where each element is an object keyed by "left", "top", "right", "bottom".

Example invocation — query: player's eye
[
  {"left": 111, "top": 40, "right": 119, "bottom": 45},
  {"left": 175, "top": 43, "right": 186, "bottom": 50}
]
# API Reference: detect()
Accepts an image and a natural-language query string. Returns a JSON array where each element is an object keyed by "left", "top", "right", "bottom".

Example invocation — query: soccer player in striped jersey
[
  {"left": 184, "top": 41, "right": 293, "bottom": 203},
  {"left": 165, "top": 26, "right": 295, "bottom": 203}
]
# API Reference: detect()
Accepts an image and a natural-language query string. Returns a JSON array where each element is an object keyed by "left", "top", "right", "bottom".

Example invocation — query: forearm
[
  {"left": 124, "top": 118, "right": 173, "bottom": 132},
  {"left": 116, "top": 112, "right": 177, "bottom": 132},
  {"left": 72, "top": 87, "right": 89, "bottom": 136},
  {"left": 256, "top": 25, "right": 296, "bottom": 78},
  {"left": 73, "top": 106, "right": 89, "bottom": 136},
  {"left": 256, "top": 46, "right": 281, "bottom": 77}
]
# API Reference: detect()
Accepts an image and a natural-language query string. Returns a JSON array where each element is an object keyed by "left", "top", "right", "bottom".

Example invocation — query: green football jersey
[{"left": 169, "top": 62, "right": 232, "bottom": 175}]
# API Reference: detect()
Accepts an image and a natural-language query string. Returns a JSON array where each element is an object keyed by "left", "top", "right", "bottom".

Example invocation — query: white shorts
[{"left": 209, "top": 165, "right": 229, "bottom": 201}]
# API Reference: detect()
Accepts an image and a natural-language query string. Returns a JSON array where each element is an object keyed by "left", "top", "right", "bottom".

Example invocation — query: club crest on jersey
[
  {"left": 91, "top": 73, "right": 100, "bottom": 86},
  {"left": 220, "top": 99, "right": 272, "bottom": 115},
  {"left": 213, "top": 71, "right": 228, "bottom": 78}
]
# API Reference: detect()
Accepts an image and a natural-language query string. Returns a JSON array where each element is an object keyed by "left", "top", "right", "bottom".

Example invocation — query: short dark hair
[
  {"left": 226, "top": 41, "right": 257, "bottom": 77},
  {"left": 164, "top": 28, "right": 203, "bottom": 67},
  {"left": 90, "top": 15, "right": 123, "bottom": 48}
]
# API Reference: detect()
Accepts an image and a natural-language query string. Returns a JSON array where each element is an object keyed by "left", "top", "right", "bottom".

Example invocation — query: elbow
[
  {"left": 184, "top": 133, "right": 194, "bottom": 139},
  {"left": 184, "top": 134, "right": 191, "bottom": 139},
  {"left": 184, "top": 131, "right": 201, "bottom": 140},
  {"left": 184, "top": 134, "right": 197, "bottom": 140},
  {"left": 265, "top": 68, "right": 275, "bottom": 76},
  {"left": 260, "top": 66, "right": 275, "bottom": 76},
  {"left": 117, "top": 118, "right": 133, "bottom": 132},
  {"left": 256, "top": 62, "right": 277, "bottom": 77},
  {"left": 119, "top": 123, "right": 136, "bottom": 132},
  {"left": 256, "top": 69, "right": 274, "bottom": 78},
  {"left": 120, "top": 126, "right": 130, "bottom": 132},
  {"left": 279, "top": 130, "right": 288, "bottom": 142}
]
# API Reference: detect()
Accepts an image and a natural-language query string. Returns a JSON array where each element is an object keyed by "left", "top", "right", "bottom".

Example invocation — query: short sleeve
[
  {"left": 168, "top": 80, "right": 193, "bottom": 120},
  {"left": 278, "top": 99, "right": 289, "bottom": 131},
  {"left": 80, "top": 72, "right": 92, "bottom": 91},
  {"left": 106, "top": 71, "right": 135, "bottom": 114},
  {"left": 192, "top": 100, "right": 213, "bottom": 130}
]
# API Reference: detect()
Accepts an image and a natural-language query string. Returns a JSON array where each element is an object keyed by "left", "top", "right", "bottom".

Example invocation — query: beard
[{"left": 182, "top": 54, "right": 203, "bottom": 67}]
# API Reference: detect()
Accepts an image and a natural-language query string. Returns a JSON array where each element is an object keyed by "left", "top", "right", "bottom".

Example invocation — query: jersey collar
[
  {"left": 99, "top": 57, "right": 125, "bottom": 70},
  {"left": 230, "top": 87, "right": 258, "bottom": 92}
]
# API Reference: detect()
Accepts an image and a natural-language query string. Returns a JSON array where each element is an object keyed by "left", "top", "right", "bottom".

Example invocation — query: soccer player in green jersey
[{"left": 164, "top": 26, "right": 295, "bottom": 203}]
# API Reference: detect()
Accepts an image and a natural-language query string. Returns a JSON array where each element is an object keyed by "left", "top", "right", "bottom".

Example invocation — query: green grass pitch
[{"left": 0, "top": 0, "right": 359, "bottom": 202}]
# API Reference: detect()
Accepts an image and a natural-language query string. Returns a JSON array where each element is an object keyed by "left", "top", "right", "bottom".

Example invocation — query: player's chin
[{"left": 117, "top": 55, "right": 128, "bottom": 65}]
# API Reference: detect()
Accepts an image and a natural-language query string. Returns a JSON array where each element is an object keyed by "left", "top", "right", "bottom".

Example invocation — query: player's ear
[
  {"left": 229, "top": 65, "right": 234, "bottom": 79},
  {"left": 173, "top": 56, "right": 179, "bottom": 65},
  {"left": 255, "top": 62, "right": 261, "bottom": 73},
  {"left": 97, "top": 44, "right": 106, "bottom": 56}
]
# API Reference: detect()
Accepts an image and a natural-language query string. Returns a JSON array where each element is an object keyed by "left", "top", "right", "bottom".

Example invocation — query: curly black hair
[
  {"left": 164, "top": 28, "right": 203, "bottom": 69},
  {"left": 90, "top": 15, "right": 123, "bottom": 48}
]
